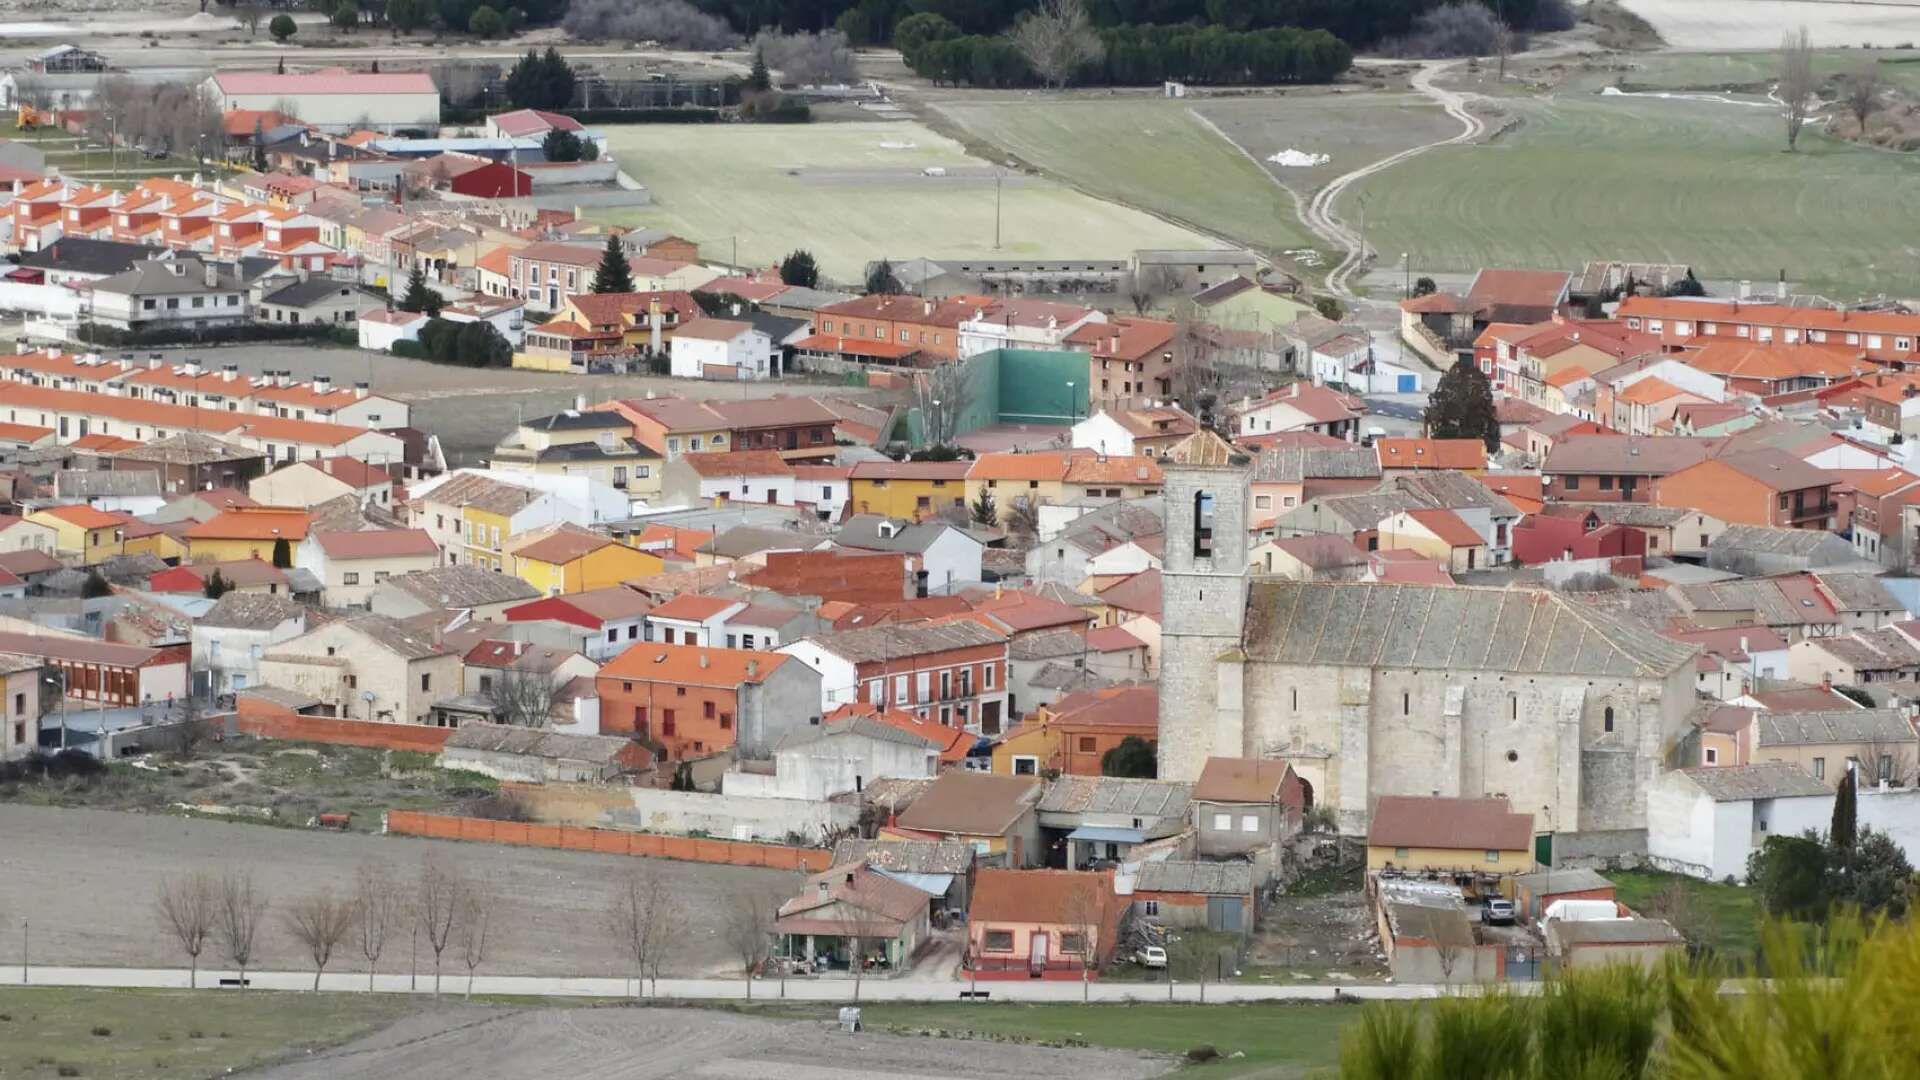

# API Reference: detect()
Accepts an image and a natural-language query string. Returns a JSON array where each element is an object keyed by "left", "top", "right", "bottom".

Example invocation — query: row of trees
[
  {"left": 153, "top": 858, "right": 789, "bottom": 999},
  {"left": 156, "top": 862, "right": 488, "bottom": 995},
  {"left": 905, "top": 10, "right": 1352, "bottom": 88}
]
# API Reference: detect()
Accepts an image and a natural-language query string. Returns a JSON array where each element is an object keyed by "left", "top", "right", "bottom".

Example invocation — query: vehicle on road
[
  {"left": 1134, "top": 945, "right": 1167, "bottom": 968},
  {"left": 1485, "top": 898, "right": 1517, "bottom": 926}
]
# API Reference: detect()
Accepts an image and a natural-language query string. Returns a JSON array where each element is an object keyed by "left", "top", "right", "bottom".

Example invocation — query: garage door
[{"left": 1206, "top": 896, "right": 1243, "bottom": 933}]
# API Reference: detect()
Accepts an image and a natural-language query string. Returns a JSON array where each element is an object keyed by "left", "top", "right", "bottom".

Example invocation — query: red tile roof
[
  {"left": 597, "top": 641, "right": 787, "bottom": 687},
  {"left": 212, "top": 69, "right": 437, "bottom": 96},
  {"left": 677, "top": 449, "right": 794, "bottom": 477},
  {"left": 184, "top": 507, "right": 311, "bottom": 541},
  {"left": 1376, "top": 438, "right": 1487, "bottom": 470},
  {"left": 313, "top": 529, "right": 437, "bottom": 560},
  {"left": 34, "top": 504, "right": 130, "bottom": 529},
  {"left": 1402, "top": 508, "right": 1484, "bottom": 548},
  {"left": 1368, "top": 795, "right": 1533, "bottom": 852}
]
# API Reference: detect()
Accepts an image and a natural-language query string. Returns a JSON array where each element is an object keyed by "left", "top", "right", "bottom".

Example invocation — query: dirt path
[{"left": 1307, "top": 59, "right": 1487, "bottom": 302}]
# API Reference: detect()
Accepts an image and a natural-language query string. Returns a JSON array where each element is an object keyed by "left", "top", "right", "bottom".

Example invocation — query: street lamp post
[
  {"left": 1402, "top": 252, "right": 1411, "bottom": 299},
  {"left": 1065, "top": 381, "right": 1076, "bottom": 426}
]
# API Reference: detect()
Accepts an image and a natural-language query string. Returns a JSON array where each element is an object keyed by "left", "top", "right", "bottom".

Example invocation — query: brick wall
[
  {"left": 385, "top": 809, "right": 832, "bottom": 871},
  {"left": 234, "top": 696, "right": 452, "bottom": 753}
]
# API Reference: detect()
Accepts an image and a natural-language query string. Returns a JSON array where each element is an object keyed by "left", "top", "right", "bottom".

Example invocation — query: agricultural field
[
  {"left": 932, "top": 90, "right": 1456, "bottom": 270},
  {"left": 0, "top": 987, "right": 417, "bottom": 1080},
  {"left": 1615, "top": 0, "right": 1920, "bottom": 49},
  {"left": 3, "top": 124, "right": 224, "bottom": 187},
  {"left": 597, "top": 122, "right": 1218, "bottom": 282},
  {"left": 1344, "top": 89, "right": 1920, "bottom": 300},
  {"left": 1546, "top": 47, "right": 1920, "bottom": 96}
]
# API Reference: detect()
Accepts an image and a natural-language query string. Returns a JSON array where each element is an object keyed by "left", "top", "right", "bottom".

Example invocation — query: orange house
[
  {"left": 812, "top": 294, "right": 986, "bottom": 362},
  {"left": 595, "top": 641, "right": 816, "bottom": 761},
  {"left": 966, "top": 868, "right": 1125, "bottom": 979},
  {"left": 1653, "top": 450, "right": 1836, "bottom": 529},
  {"left": 999, "top": 685, "right": 1156, "bottom": 777}
]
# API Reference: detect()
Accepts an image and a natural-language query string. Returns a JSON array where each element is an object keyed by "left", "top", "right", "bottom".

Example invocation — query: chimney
[
  {"left": 746, "top": 659, "right": 758, "bottom": 678},
  {"left": 923, "top": 299, "right": 932, "bottom": 317},
  {"left": 276, "top": 371, "right": 292, "bottom": 389},
  {"left": 147, "top": 357, "right": 160, "bottom": 370},
  {"left": 816, "top": 881, "right": 828, "bottom": 898},
  {"left": 1739, "top": 280, "right": 1752, "bottom": 300},
  {"left": 574, "top": 393, "right": 588, "bottom": 412},
  {"left": 15, "top": 338, "right": 29, "bottom": 355},
  {"left": 313, "top": 374, "right": 332, "bottom": 394},
  {"left": 354, "top": 381, "right": 369, "bottom": 399},
  {"left": 1777, "top": 269, "right": 1787, "bottom": 300},
  {"left": 183, "top": 361, "right": 201, "bottom": 377},
  {"left": 224, "top": 364, "right": 238, "bottom": 382},
  {"left": 203, "top": 262, "right": 217, "bottom": 289}
]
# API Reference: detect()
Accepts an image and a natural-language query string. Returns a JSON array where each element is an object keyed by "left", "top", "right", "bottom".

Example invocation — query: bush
[
  {"left": 1383, "top": 2, "right": 1521, "bottom": 58},
  {"left": 0, "top": 750, "right": 107, "bottom": 784},
  {"left": 269, "top": 13, "right": 296, "bottom": 41},
  {"left": 912, "top": 23, "right": 1351, "bottom": 88},
  {"left": 1529, "top": 0, "right": 1578, "bottom": 31},
  {"left": 470, "top": 790, "right": 534, "bottom": 822},
  {"left": 1186, "top": 1046, "right": 1220, "bottom": 1063},
  {"left": 562, "top": 0, "right": 738, "bottom": 49},
  {"left": 90, "top": 1026, "right": 111, "bottom": 1038},
  {"left": 567, "top": 106, "right": 721, "bottom": 124},
  {"left": 750, "top": 29, "right": 858, "bottom": 87}
]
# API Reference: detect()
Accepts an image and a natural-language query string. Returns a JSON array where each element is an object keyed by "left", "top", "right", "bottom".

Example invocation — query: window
[
  {"left": 1394, "top": 847, "right": 1409, "bottom": 860},
  {"left": 720, "top": 713, "right": 732, "bottom": 729},
  {"left": 479, "top": 675, "right": 493, "bottom": 694},
  {"left": 662, "top": 710, "right": 676, "bottom": 736},
  {"left": 1143, "top": 900, "right": 1160, "bottom": 916},
  {"left": 1813, "top": 757, "right": 1825, "bottom": 779},
  {"left": 343, "top": 572, "right": 360, "bottom": 586},
  {"left": 1058, "top": 933, "right": 1085, "bottom": 954},
  {"left": 1255, "top": 494, "right": 1272, "bottom": 509},
  {"left": 420, "top": 674, "right": 431, "bottom": 692},
  {"left": 983, "top": 664, "right": 994, "bottom": 689},
  {"left": 1212, "top": 813, "right": 1232, "bottom": 830},
  {"left": 11, "top": 693, "right": 21, "bottom": 716},
  {"left": 1240, "top": 815, "right": 1259, "bottom": 832},
  {"left": 1603, "top": 706, "right": 1614, "bottom": 733},
  {"left": 983, "top": 931, "right": 1014, "bottom": 951},
  {"left": 702, "top": 700, "right": 715, "bottom": 719},
  {"left": 1012, "top": 755, "right": 1038, "bottom": 775},
  {"left": 1510, "top": 695, "right": 1518, "bottom": 720},
  {"left": 1485, "top": 850, "right": 1501, "bottom": 863},
  {"left": 1599, "top": 475, "right": 1613, "bottom": 491},
  {"left": 1077, "top": 736, "right": 1096, "bottom": 752},
  {"left": 894, "top": 674, "right": 908, "bottom": 701},
  {"left": 1705, "top": 747, "right": 1719, "bottom": 764},
  {"left": 1402, "top": 692, "right": 1409, "bottom": 716},
  {"left": 1565, "top": 476, "right": 1580, "bottom": 491}
]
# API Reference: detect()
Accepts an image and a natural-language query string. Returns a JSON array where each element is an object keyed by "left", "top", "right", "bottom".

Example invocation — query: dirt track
[
  {"left": 0, "top": 805, "right": 790, "bottom": 978},
  {"left": 243, "top": 1004, "right": 1170, "bottom": 1080}
]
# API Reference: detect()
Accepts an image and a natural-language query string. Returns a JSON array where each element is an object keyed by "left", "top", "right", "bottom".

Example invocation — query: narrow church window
[
  {"left": 1193, "top": 491, "right": 1215, "bottom": 558},
  {"left": 1510, "top": 694, "right": 1518, "bottom": 720},
  {"left": 1603, "top": 706, "right": 1615, "bottom": 733},
  {"left": 1291, "top": 687, "right": 1298, "bottom": 712},
  {"left": 1402, "top": 692, "right": 1409, "bottom": 716}
]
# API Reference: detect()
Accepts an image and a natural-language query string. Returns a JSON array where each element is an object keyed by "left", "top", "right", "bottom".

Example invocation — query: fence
[
  {"left": 232, "top": 704, "right": 454, "bottom": 753},
  {"left": 385, "top": 810, "right": 833, "bottom": 871}
]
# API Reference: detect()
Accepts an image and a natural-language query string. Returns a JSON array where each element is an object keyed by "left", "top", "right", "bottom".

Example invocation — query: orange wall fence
[
  {"left": 386, "top": 810, "right": 832, "bottom": 871},
  {"left": 234, "top": 701, "right": 454, "bottom": 753}
]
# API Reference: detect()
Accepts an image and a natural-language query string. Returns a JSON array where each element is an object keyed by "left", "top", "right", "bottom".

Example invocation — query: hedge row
[{"left": 73, "top": 322, "right": 358, "bottom": 349}]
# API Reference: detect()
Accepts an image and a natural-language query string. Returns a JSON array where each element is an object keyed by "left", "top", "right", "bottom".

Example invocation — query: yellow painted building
[
  {"left": 847, "top": 461, "right": 972, "bottom": 520},
  {"left": 989, "top": 719, "right": 1060, "bottom": 776},
  {"left": 964, "top": 452, "right": 1073, "bottom": 513},
  {"left": 121, "top": 523, "right": 189, "bottom": 564},
  {"left": 183, "top": 508, "right": 312, "bottom": 566},
  {"left": 26, "top": 505, "right": 130, "bottom": 564},
  {"left": 489, "top": 410, "right": 662, "bottom": 502},
  {"left": 1366, "top": 795, "right": 1536, "bottom": 878},
  {"left": 460, "top": 506, "right": 512, "bottom": 573},
  {"left": 506, "top": 523, "right": 662, "bottom": 596}
]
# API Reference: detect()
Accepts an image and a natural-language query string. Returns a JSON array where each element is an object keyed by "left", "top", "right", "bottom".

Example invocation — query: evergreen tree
[
  {"left": 81, "top": 570, "right": 113, "bottom": 600},
  {"left": 1100, "top": 736, "right": 1157, "bottom": 778},
  {"left": 505, "top": 46, "right": 575, "bottom": 109},
  {"left": 778, "top": 249, "right": 819, "bottom": 288},
  {"left": 398, "top": 266, "right": 442, "bottom": 316},
  {"left": 269, "top": 14, "right": 296, "bottom": 41},
  {"left": 468, "top": 4, "right": 503, "bottom": 37},
  {"left": 541, "top": 127, "right": 586, "bottom": 162},
  {"left": 747, "top": 49, "right": 772, "bottom": 93},
  {"left": 970, "top": 488, "right": 997, "bottom": 527},
  {"left": 864, "top": 258, "right": 903, "bottom": 296},
  {"left": 250, "top": 118, "right": 267, "bottom": 172},
  {"left": 1424, "top": 358, "right": 1499, "bottom": 453},
  {"left": 1412, "top": 276, "right": 1438, "bottom": 297},
  {"left": 271, "top": 538, "right": 292, "bottom": 569},
  {"left": 202, "top": 570, "right": 233, "bottom": 600},
  {"left": 590, "top": 233, "right": 634, "bottom": 294},
  {"left": 1832, "top": 765, "right": 1858, "bottom": 856}
]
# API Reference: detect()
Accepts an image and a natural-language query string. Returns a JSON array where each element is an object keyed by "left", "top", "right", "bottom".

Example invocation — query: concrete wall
[
  {"left": 607, "top": 786, "right": 858, "bottom": 844},
  {"left": 386, "top": 809, "right": 833, "bottom": 870},
  {"left": 1388, "top": 940, "right": 1503, "bottom": 984}
]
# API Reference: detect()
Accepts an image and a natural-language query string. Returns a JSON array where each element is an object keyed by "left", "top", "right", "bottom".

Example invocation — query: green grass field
[
  {"left": 1345, "top": 91, "right": 1920, "bottom": 299},
  {"left": 597, "top": 121, "right": 1216, "bottom": 281},
  {"left": 0, "top": 987, "right": 415, "bottom": 1080},
  {"left": 4, "top": 125, "right": 225, "bottom": 188},
  {"left": 1611, "top": 868, "right": 1761, "bottom": 962},
  {"left": 854, "top": 1001, "right": 1358, "bottom": 1078}
]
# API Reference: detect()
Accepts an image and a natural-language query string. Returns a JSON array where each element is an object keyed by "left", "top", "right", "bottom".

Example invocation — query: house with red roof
[
  {"left": 1511, "top": 505, "right": 1648, "bottom": 566},
  {"left": 1233, "top": 383, "right": 1363, "bottom": 442},
  {"left": 1653, "top": 449, "right": 1837, "bottom": 529},
  {"left": 249, "top": 455, "right": 393, "bottom": 510},
  {"left": 1375, "top": 438, "right": 1488, "bottom": 474},
  {"left": 297, "top": 528, "right": 439, "bottom": 607},
  {"left": 1065, "top": 315, "right": 1176, "bottom": 413},
  {"left": 504, "top": 585, "right": 654, "bottom": 661},
  {"left": 1378, "top": 508, "right": 1488, "bottom": 573},
  {"left": 1616, "top": 294, "right": 1920, "bottom": 367},
  {"left": 597, "top": 641, "right": 816, "bottom": 759}
]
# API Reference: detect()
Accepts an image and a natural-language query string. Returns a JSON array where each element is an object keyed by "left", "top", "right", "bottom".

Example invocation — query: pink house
[{"left": 966, "top": 868, "right": 1123, "bottom": 980}]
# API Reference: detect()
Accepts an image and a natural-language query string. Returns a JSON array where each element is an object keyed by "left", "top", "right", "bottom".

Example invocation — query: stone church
[{"left": 1156, "top": 450, "right": 1698, "bottom": 838}]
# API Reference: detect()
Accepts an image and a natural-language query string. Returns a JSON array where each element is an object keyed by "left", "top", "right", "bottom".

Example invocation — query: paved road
[
  {"left": 1364, "top": 396, "right": 1427, "bottom": 424},
  {"left": 3, "top": 964, "right": 1450, "bottom": 1004}
]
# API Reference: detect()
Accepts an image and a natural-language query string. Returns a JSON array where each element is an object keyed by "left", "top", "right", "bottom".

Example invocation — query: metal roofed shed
[
  {"left": 440, "top": 723, "right": 645, "bottom": 783},
  {"left": 1133, "top": 860, "right": 1256, "bottom": 896}
]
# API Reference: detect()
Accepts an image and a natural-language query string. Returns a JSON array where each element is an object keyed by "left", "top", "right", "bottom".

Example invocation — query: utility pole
[{"left": 993, "top": 170, "right": 1002, "bottom": 251}]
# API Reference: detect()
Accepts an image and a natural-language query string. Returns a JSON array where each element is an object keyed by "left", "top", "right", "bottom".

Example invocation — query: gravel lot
[
  {"left": 0, "top": 805, "right": 794, "bottom": 978},
  {"left": 1617, "top": 0, "right": 1920, "bottom": 48},
  {"left": 244, "top": 1004, "right": 1170, "bottom": 1080},
  {"left": 110, "top": 344, "right": 894, "bottom": 465}
]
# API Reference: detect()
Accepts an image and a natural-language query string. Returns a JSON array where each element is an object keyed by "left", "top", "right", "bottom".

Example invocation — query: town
[{"left": 0, "top": 0, "right": 1917, "bottom": 1076}]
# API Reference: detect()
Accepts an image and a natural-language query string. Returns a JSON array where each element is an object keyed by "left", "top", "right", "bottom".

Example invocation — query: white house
[
  {"left": 659, "top": 449, "right": 797, "bottom": 508},
  {"left": 358, "top": 307, "right": 429, "bottom": 351},
  {"left": 442, "top": 295, "right": 527, "bottom": 349},
  {"left": 190, "top": 591, "right": 311, "bottom": 698},
  {"left": 958, "top": 299, "right": 1104, "bottom": 357},
  {"left": 836, "top": 515, "right": 984, "bottom": 594},
  {"left": 1071, "top": 410, "right": 1142, "bottom": 457},
  {"left": 1233, "top": 383, "right": 1363, "bottom": 441},
  {"left": 1648, "top": 763, "right": 1920, "bottom": 882},
  {"left": 204, "top": 69, "right": 440, "bottom": 133},
  {"left": 88, "top": 258, "right": 249, "bottom": 333},
  {"left": 723, "top": 715, "right": 939, "bottom": 800},
  {"left": 792, "top": 464, "right": 850, "bottom": 522},
  {"left": 669, "top": 317, "right": 775, "bottom": 380}
]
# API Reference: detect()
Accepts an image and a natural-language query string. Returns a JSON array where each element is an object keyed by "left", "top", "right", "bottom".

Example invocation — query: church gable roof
[{"left": 1241, "top": 581, "right": 1696, "bottom": 678}]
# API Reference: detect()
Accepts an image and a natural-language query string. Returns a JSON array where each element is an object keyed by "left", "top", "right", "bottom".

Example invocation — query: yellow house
[
  {"left": 121, "top": 521, "right": 190, "bottom": 564},
  {"left": 183, "top": 508, "right": 312, "bottom": 565},
  {"left": 26, "top": 504, "right": 132, "bottom": 564},
  {"left": 965, "top": 451, "right": 1074, "bottom": 512},
  {"left": 506, "top": 522, "right": 662, "bottom": 595},
  {"left": 489, "top": 409, "right": 663, "bottom": 503},
  {"left": 460, "top": 504, "right": 513, "bottom": 573},
  {"left": 847, "top": 460, "right": 972, "bottom": 521},
  {"left": 989, "top": 717, "right": 1061, "bottom": 776},
  {"left": 1377, "top": 508, "right": 1490, "bottom": 575},
  {"left": 1365, "top": 795, "right": 1536, "bottom": 879}
]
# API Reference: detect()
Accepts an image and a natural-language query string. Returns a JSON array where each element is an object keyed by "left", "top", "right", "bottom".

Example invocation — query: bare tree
[
  {"left": 1845, "top": 59, "right": 1884, "bottom": 136},
  {"left": 282, "top": 889, "right": 355, "bottom": 991},
  {"left": 155, "top": 872, "right": 217, "bottom": 989},
  {"left": 458, "top": 888, "right": 493, "bottom": 999},
  {"left": 171, "top": 694, "right": 212, "bottom": 761},
  {"left": 1009, "top": 0, "right": 1107, "bottom": 90},
  {"left": 1165, "top": 929, "right": 1211, "bottom": 1002},
  {"left": 607, "top": 866, "right": 664, "bottom": 999},
  {"left": 915, "top": 361, "right": 975, "bottom": 450},
  {"left": 1492, "top": 17, "right": 1513, "bottom": 81},
  {"left": 724, "top": 887, "right": 774, "bottom": 999},
  {"left": 238, "top": 5, "right": 263, "bottom": 36},
  {"left": 1058, "top": 883, "right": 1106, "bottom": 1002},
  {"left": 646, "top": 884, "right": 684, "bottom": 999},
  {"left": 354, "top": 862, "right": 403, "bottom": 991},
  {"left": 1640, "top": 880, "right": 1713, "bottom": 958},
  {"left": 1780, "top": 26, "right": 1816, "bottom": 152},
  {"left": 416, "top": 859, "right": 466, "bottom": 997},
  {"left": 843, "top": 899, "right": 891, "bottom": 1003},
  {"left": 215, "top": 871, "right": 269, "bottom": 990},
  {"left": 488, "top": 663, "right": 562, "bottom": 727},
  {"left": 1854, "top": 738, "right": 1918, "bottom": 788}
]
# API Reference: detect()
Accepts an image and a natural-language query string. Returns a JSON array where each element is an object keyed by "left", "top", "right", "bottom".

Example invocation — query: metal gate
[{"left": 1206, "top": 896, "right": 1243, "bottom": 933}]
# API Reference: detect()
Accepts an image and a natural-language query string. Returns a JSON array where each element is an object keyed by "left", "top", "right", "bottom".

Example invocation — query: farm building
[
  {"left": 204, "top": 69, "right": 440, "bottom": 133},
  {"left": 438, "top": 723, "right": 647, "bottom": 783}
]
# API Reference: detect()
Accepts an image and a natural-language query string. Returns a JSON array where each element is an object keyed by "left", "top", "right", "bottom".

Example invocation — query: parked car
[
  {"left": 1134, "top": 945, "right": 1167, "bottom": 969},
  {"left": 1484, "top": 898, "right": 1517, "bottom": 926}
]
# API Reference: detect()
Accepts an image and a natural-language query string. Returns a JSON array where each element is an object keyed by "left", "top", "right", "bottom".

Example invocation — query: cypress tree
[
  {"left": 590, "top": 233, "right": 634, "bottom": 294},
  {"left": 1424, "top": 358, "right": 1499, "bottom": 453}
]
